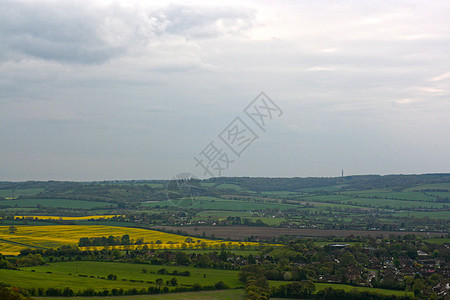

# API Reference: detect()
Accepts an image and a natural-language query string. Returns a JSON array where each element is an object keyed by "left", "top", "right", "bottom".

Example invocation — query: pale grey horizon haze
[{"left": 0, "top": 0, "right": 449, "bottom": 181}]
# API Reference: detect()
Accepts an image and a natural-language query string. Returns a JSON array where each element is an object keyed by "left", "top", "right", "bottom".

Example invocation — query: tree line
[{"left": 78, "top": 234, "right": 144, "bottom": 247}]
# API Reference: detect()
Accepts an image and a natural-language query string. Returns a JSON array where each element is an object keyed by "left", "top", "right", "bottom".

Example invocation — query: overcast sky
[{"left": 1, "top": 0, "right": 449, "bottom": 181}]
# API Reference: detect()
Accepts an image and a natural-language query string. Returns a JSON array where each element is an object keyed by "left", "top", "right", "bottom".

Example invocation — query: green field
[
  {"left": 195, "top": 211, "right": 253, "bottom": 218},
  {"left": 0, "top": 261, "right": 242, "bottom": 292},
  {"left": 0, "top": 198, "right": 111, "bottom": 209},
  {"left": 394, "top": 210, "right": 450, "bottom": 219},
  {"left": 0, "top": 268, "right": 149, "bottom": 292},
  {"left": 2, "top": 261, "right": 416, "bottom": 298},
  {"left": 298, "top": 185, "right": 347, "bottom": 192},
  {"left": 143, "top": 197, "right": 297, "bottom": 211},
  {"left": 343, "top": 191, "right": 436, "bottom": 202},
  {"left": 426, "top": 191, "right": 450, "bottom": 198},
  {"left": 341, "top": 198, "right": 446, "bottom": 209},
  {"left": 404, "top": 182, "right": 450, "bottom": 191},
  {"left": 300, "top": 193, "right": 446, "bottom": 209},
  {"left": 425, "top": 238, "right": 450, "bottom": 245},
  {"left": 193, "top": 211, "right": 285, "bottom": 226},
  {"left": 0, "top": 188, "right": 44, "bottom": 198},
  {"left": 215, "top": 184, "right": 242, "bottom": 190},
  {"left": 261, "top": 191, "right": 298, "bottom": 197},
  {"left": 300, "top": 195, "right": 353, "bottom": 203},
  {"left": 246, "top": 217, "right": 285, "bottom": 226},
  {"left": 304, "top": 202, "right": 375, "bottom": 211}
]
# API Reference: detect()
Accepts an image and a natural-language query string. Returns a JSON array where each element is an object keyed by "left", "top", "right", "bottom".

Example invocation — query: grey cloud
[
  {"left": 0, "top": 1, "right": 125, "bottom": 64},
  {"left": 155, "top": 4, "right": 255, "bottom": 38},
  {"left": 0, "top": 1, "right": 255, "bottom": 64},
  {"left": 10, "top": 36, "right": 124, "bottom": 64}
]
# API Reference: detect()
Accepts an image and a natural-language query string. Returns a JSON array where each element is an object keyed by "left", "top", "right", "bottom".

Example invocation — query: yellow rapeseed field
[
  {"left": 0, "top": 242, "right": 25, "bottom": 256},
  {"left": 0, "top": 225, "right": 259, "bottom": 255},
  {"left": 13, "top": 215, "right": 124, "bottom": 220}
]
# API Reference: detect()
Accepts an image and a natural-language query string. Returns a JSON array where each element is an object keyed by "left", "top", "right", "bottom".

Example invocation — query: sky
[{"left": 0, "top": 0, "right": 449, "bottom": 181}]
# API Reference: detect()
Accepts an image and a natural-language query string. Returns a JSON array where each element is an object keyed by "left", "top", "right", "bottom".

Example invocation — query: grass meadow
[
  {"left": 0, "top": 198, "right": 111, "bottom": 209},
  {"left": 0, "top": 261, "right": 243, "bottom": 292},
  {"left": 0, "top": 188, "right": 44, "bottom": 198}
]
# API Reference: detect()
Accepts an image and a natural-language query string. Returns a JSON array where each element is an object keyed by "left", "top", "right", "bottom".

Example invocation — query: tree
[
  {"left": 340, "top": 252, "right": 357, "bottom": 267},
  {"left": 62, "top": 287, "right": 74, "bottom": 297},
  {"left": 78, "top": 237, "right": 90, "bottom": 247},
  {"left": 120, "top": 234, "right": 130, "bottom": 245},
  {"left": 170, "top": 277, "right": 178, "bottom": 286},
  {"left": 8, "top": 225, "right": 17, "bottom": 234},
  {"left": 215, "top": 281, "right": 229, "bottom": 290},
  {"left": 413, "top": 278, "right": 425, "bottom": 297},
  {"left": 112, "top": 249, "right": 121, "bottom": 259},
  {"left": 200, "top": 241, "right": 207, "bottom": 250},
  {"left": 176, "top": 251, "right": 190, "bottom": 265}
]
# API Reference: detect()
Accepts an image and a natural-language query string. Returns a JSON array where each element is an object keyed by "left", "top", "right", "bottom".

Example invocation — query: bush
[
  {"left": 0, "top": 286, "right": 28, "bottom": 299},
  {"left": 62, "top": 287, "right": 74, "bottom": 297},
  {"left": 45, "top": 288, "right": 63, "bottom": 296},
  {"left": 148, "top": 286, "right": 161, "bottom": 294},
  {"left": 170, "top": 277, "right": 178, "bottom": 286},
  {"left": 79, "top": 288, "right": 96, "bottom": 296},
  {"left": 126, "top": 288, "right": 138, "bottom": 295},
  {"left": 215, "top": 281, "right": 230, "bottom": 290}
]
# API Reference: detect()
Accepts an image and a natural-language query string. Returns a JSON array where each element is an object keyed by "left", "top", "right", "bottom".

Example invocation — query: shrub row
[{"left": 10, "top": 281, "right": 230, "bottom": 297}]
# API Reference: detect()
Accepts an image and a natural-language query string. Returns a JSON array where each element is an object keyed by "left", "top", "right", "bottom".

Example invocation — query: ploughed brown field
[{"left": 153, "top": 226, "right": 443, "bottom": 240}]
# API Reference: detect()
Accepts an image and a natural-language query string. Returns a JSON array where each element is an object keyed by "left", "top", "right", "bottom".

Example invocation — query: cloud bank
[{"left": 0, "top": 0, "right": 449, "bottom": 180}]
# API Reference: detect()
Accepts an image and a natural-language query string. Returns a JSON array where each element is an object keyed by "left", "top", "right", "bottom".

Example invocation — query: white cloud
[
  {"left": 393, "top": 98, "right": 417, "bottom": 105},
  {"left": 429, "top": 72, "right": 450, "bottom": 82},
  {"left": 413, "top": 87, "right": 446, "bottom": 95},
  {"left": 304, "top": 66, "right": 336, "bottom": 71}
]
